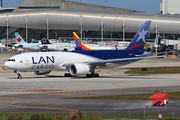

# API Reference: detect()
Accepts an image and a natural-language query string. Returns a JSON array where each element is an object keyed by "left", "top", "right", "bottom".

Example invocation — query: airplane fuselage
[
  {"left": 14, "top": 43, "right": 40, "bottom": 50},
  {"left": 5, "top": 49, "right": 143, "bottom": 72},
  {"left": 38, "top": 43, "right": 75, "bottom": 51}
]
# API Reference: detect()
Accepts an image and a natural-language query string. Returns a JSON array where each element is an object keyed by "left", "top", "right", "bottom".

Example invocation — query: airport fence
[
  {"left": 82, "top": 109, "right": 180, "bottom": 120},
  {"left": 2, "top": 109, "right": 180, "bottom": 120}
]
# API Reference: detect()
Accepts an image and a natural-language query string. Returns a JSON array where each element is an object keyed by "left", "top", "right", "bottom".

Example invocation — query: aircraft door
[{"left": 24, "top": 57, "right": 29, "bottom": 65}]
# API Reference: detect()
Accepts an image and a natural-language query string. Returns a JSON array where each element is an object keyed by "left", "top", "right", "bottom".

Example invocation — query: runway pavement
[{"left": 0, "top": 52, "right": 180, "bottom": 114}]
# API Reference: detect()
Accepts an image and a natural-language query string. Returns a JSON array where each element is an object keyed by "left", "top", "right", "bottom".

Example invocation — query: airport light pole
[
  {"left": 101, "top": 16, "right": 104, "bottom": 42},
  {"left": 55, "top": 32, "right": 57, "bottom": 41},
  {"left": 26, "top": 15, "right": 28, "bottom": 42},
  {"left": 110, "top": 34, "right": 112, "bottom": 43},
  {"left": 83, "top": 33, "right": 85, "bottom": 41},
  {"left": 155, "top": 16, "right": 158, "bottom": 42},
  {"left": 122, "top": 15, "right": 126, "bottom": 42},
  {"left": 155, "top": 15, "right": 158, "bottom": 53},
  {"left": 6, "top": 15, "right": 8, "bottom": 49},
  {"left": 80, "top": 15, "right": 83, "bottom": 40},
  {"left": 47, "top": 15, "right": 49, "bottom": 40}
]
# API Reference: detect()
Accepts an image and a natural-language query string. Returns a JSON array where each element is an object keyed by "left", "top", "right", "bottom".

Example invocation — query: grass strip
[
  {"left": 124, "top": 67, "right": 180, "bottom": 74},
  {"left": 68, "top": 92, "right": 180, "bottom": 100},
  {"left": 0, "top": 113, "right": 179, "bottom": 120}
]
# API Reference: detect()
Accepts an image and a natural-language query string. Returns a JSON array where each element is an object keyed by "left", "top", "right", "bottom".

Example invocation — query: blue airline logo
[
  {"left": 31, "top": 56, "right": 55, "bottom": 69},
  {"left": 76, "top": 39, "right": 81, "bottom": 46},
  {"left": 32, "top": 56, "right": 54, "bottom": 64}
]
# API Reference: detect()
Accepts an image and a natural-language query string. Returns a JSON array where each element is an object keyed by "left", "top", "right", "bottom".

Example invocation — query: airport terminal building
[{"left": 1, "top": 0, "right": 180, "bottom": 45}]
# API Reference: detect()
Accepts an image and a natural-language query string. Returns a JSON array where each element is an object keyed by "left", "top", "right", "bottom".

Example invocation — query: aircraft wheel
[
  {"left": 64, "top": 73, "right": 68, "bottom": 77},
  {"left": 91, "top": 73, "right": 96, "bottom": 77},
  {"left": 86, "top": 73, "right": 99, "bottom": 78},
  {"left": 17, "top": 73, "right": 22, "bottom": 79},
  {"left": 64, "top": 73, "right": 72, "bottom": 77},
  {"left": 17, "top": 76, "right": 22, "bottom": 79},
  {"left": 86, "top": 74, "right": 91, "bottom": 78},
  {"left": 17, "top": 75, "right": 22, "bottom": 79},
  {"left": 95, "top": 74, "right": 99, "bottom": 77}
]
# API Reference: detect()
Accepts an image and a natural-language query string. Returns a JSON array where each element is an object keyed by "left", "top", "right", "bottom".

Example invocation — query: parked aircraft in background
[
  {"left": 38, "top": 32, "right": 75, "bottom": 51},
  {"left": 14, "top": 32, "right": 40, "bottom": 51},
  {"left": 4, "top": 21, "right": 164, "bottom": 79},
  {"left": 0, "top": 43, "right": 5, "bottom": 48},
  {"left": 117, "top": 42, "right": 130, "bottom": 49}
]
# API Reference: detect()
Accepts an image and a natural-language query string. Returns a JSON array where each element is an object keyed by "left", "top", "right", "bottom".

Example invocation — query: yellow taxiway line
[
  {"left": 0, "top": 104, "right": 79, "bottom": 112},
  {"left": 0, "top": 97, "right": 20, "bottom": 100},
  {"left": 48, "top": 94, "right": 74, "bottom": 96}
]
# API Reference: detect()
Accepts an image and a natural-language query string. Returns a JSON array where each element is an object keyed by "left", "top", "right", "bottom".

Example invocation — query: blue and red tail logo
[{"left": 126, "top": 21, "right": 151, "bottom": 51}]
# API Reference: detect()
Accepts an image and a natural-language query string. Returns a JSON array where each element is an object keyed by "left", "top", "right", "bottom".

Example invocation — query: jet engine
[
  {"left": 18, "top": 45, "right": 23, "bottom": 48},
  {"left": 33, "top": 71, "right": 51, "bottom": 75},
  {"left": 41, "top": 46, "right": 48, "bottom": 51},
  {"left": 69, "top": 63, "right": 90, "bottom": 76}
]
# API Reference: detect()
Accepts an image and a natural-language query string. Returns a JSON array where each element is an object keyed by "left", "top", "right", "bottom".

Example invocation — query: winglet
[
  {"left": 15, "top": 32, "right": 27, "bottom": 44},
  {"left": 126, "top": 21, "right": 151, "bottom": 51},
  {"left": 39, "top": 32, "right": 51, "bottom": 44},
  {"left": 73, "top": 32, "right": 93, "bottom": 50}
]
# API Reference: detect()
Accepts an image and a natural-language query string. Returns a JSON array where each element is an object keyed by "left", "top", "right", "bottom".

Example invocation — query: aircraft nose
[
  {"left": 4, "top": 61, "right": 14, "bottom": 70},
  {"left": 4, "top": 61, "right": 10, "bottom": 68}
]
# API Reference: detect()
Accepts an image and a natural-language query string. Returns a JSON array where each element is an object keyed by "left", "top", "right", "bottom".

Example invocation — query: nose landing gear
[{"left": 16, "top": 71, "right": 22, "bottom": 79}]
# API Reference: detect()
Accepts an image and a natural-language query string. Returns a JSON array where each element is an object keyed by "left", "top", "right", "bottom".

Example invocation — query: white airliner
[
  {"left": 38, "top": 32, "right": 75, "bottom": 51},
  {"left": 4, "top": 21, "right": 164, "bottom": 79},
  {"left": 38, "top": 43, "right": 75, "bottom": 51},
  {"left": 14, "top": 32, "right": 40, "bottom": 51},
  {"left": 39, "top": 32, "right": 116, "bottom": 51}
]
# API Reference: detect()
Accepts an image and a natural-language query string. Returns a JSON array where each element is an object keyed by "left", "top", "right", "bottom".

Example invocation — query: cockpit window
[{"left": 7, "top": 59, "right": 15, "bottom": 62}]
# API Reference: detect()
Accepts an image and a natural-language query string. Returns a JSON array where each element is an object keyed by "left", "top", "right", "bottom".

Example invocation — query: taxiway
[{"left": 0, "top": 52, "right": 180, "bottom": 114}]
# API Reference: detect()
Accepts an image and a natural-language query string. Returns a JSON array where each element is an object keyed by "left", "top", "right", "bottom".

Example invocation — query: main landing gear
[
  {"left": 86, "top": 73, "right": 99, "bottom": 78},
  {"left": 64, "top": 73, "right": 73, "bottom": 77},
  {"left": 16, "top": 71, "right": 22, "bottom": 79},
  {"left": 86, "top": 69, "right": 100, "bottom": 78}
]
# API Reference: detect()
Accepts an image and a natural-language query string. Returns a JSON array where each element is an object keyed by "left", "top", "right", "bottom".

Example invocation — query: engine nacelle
[
  {"left": 33, "top": 71, "right": 51, "bottom": 75},
  {"left": 69, "top": 63, "right": 90, "bottom": 76},
  {"left": 41, "top": 46, "right": 48, "bottom": 51},
  {"left": 18, "top": 45, "right": 23, "bottom": 48}
]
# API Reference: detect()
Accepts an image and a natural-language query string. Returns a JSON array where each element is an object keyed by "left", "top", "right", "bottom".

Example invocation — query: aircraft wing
[
  {"left": 135, "top": 52, "right": 173, "bottom": 57},
  {"left": 63, "top": 55, "right": 165, "bottom": 67}
]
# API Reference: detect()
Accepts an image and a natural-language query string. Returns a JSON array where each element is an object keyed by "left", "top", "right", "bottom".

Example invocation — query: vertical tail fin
[
  {"left": 73, "top": 32, "right": 93, "bottom": 50},
  {"left": 15, "top": 32, "right": 27, "bottom": 44},
  {"left": 39, "top": 32, "right": 51, "bottom": 44},
  {"left": 126, "top": 21, "right": 151, "bottom": 51}
]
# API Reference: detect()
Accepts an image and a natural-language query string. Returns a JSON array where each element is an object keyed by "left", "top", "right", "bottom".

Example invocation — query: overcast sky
[{"left": 3, "top": 0, "right": 162, "bottom": 14}]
